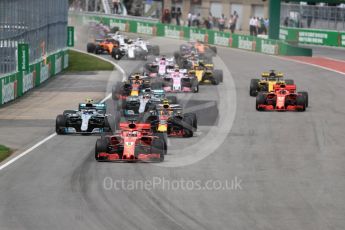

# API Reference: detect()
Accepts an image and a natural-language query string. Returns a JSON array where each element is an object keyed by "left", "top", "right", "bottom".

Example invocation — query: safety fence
[
  {"left": 0, "top": 0, "right": 69, "bottom": 106},
  {"left": 70, "top": 12, "right": 312, "bottom": 57},
  {"left": 0, "top": 50, "right": 69, "bottom": 106},
  {"left": 281, "top": 3, "right": 345, "bottom": 31},
  {"left": 280, "top": 26, "right": 345, "bottom": 47}
]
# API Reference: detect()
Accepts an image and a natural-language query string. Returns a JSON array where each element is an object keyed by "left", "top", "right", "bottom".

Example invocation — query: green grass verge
[
  {"left": 0, "top": 145, "right": 12, "bottom": 162},
  {"left": 65, "top": 50, "right": 114, "bottom": 72}
]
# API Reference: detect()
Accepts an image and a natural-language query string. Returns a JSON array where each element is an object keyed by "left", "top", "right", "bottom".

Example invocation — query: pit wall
[
  {"left": 0, "top": 49, "right": 69, "bottom": 106},
  {"left": 280, "top": 26, "right": 345, "bottom": 47},
  {"left": 70, "top": 12, "right": 312, "bottom": 57}
]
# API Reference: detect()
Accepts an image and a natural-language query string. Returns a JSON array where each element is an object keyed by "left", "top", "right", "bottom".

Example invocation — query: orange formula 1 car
[
  {"left": 86, "top": 38, "right": 119, "bottom": 54},
  {"left": 95, "top": 122, "right": 166, "bottom": 162},
  {"left": 256, "top": 84, "right": 308, "bottom": 112}
]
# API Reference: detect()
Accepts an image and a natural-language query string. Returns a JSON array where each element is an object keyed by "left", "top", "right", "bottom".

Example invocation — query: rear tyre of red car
[
  {"left": 256, "top": 93, "right": 266, "bottom": 111},
  {"left": 296, "top": 95, "right": 306, "bottom": 112},
  {"left": 154, "top": 132, "right": 168, "bottom": 155},
  {"left": 299, "top": 91, "right": 309, "bottom": 107},
  {"left": 250, "top": 79, "right": 259, "bottom": 96},
  {"left": 56, "top": 114, "right": 66, "bottom": 135},
  {"left": 151, "top": 139, "right": 165, "bottom": 162},
  {"left": 95, "top": 138, "right": 108, "bottom": 161}
]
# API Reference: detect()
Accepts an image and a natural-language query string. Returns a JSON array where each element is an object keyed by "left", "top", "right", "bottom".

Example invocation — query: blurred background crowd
[{"left": 69, "top": 0, "right": 345, "bottom": 35}]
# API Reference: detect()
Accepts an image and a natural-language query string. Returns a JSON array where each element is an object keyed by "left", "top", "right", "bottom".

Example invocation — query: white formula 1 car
[{"left": 109, "top": 33, "right": 160, "bottom": 60}]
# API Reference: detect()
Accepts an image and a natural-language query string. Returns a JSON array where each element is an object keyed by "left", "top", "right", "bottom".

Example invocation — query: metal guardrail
[
  {"left": 0, "top": 0, "right": 68, "bottom": 75},
  {"left": 281, "top": 3, "right": 345, "bottom": 31}
]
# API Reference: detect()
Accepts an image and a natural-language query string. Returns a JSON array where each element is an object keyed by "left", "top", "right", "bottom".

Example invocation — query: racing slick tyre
[
  {"left": 63, "top": 110, "right": 77, "bottom": 116},
  {"left": 256, "top": 93, "right": 266, "bottom": 111},
  {"left": 112, "top": 48, "right": 122, "bottom": 60},
  {"left": 166, "top": 96, "right": 178, "bottom": 104},
  {"left": 191, "top": 79, "right": 199, "bottom": 93},
  {"left": 181, "top": 116, "right": 194, "bottom": 138},
  {"left": 299, "top": 91, "right": 309, "bottom": 107},
  {"left": 154, "top": 132, "right": 168, "bottom": 155},
  {"left": 296, "top": 95, "right": 306, "bottom": 112},
  {"left": 94, "top": 45, "right": 103, "bottom": 54},
  {"left": 151, "top": 139, "right": 165, "bottom": 162},
  {"left": 55, "top": 114, "right": 66, "bottom": 135},
  {"left": 184, "top": 113, "right": 197, "bottom": 131},
  {"left": 95, "top": 137, "right": 109, "bottom": 161},
  {"left": 86, "top": 43, "right": 96, "bottom": 53},
  {"left": 250, "top": 79, "right": 260, "bottom": 97},
  {"left": 214, "top": 69, "right": 223, "bottom": 83},
  {"left": 285, "top": 79, "right": 294, "bottom": 85}
]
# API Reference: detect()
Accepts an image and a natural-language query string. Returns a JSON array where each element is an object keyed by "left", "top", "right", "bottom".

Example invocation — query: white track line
[
  {"left": 0, "top": 134, "right": 57, "bottom": 171},
  {"left": 0, "top": 49, "right": 125, "bottom": 171},
  {"left": 1, "top": 44, "right": 344, "bottom": 170}
]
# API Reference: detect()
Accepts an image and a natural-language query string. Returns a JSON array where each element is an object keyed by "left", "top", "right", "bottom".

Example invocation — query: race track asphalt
[{"left": 0, "top": 35, "right": 345, "bottom": 230}]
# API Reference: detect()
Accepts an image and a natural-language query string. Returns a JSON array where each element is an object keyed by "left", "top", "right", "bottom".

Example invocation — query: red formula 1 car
[
  {"left": 256, "top": 84, "right": 308, "bottom": 112},
  {"left": 95, "top": 122, "right": 166, "bottom": 162}
]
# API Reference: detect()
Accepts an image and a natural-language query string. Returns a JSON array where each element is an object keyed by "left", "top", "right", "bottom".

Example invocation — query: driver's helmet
[
  {"left": 85, "top": 98, "right": 94, "bottom": 107},
  {"left": 269, "top": 70, "right": 276, "bottom": 77},
  {"left": 85, "top": 98, "right": 93, "bottom": 104},
  {"left": 143, "top": 93, "right": 151, "bottom": 99},
  {"left": 162, "top": 99, "right": 170, "bottom": 108},
  {"left": 174, "top": 64, "right": 180, "bottom": 72},
  {"left": 161, "top": 56, "right": 166, "bottom": 61}
]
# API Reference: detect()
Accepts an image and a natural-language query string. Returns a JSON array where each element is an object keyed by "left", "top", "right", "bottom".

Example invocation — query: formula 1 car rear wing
[{"left": 78, "top": 103, "right": 107, "bottom": 111}]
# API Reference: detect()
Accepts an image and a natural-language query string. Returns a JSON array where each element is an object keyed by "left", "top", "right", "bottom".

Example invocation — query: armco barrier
[
  {"left": 70, "top": 12, "right": 311, "bottom": 57},
  {"left": 280, "top": 27, "right": 343, "bottom": 47},
  {"left": 0, "top": 49, "right": 69, "bottom": 106}
]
